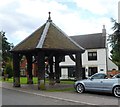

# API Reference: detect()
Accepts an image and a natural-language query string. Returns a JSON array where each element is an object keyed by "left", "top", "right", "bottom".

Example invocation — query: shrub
[{"left": 5, "top": 61, "right": 13, "bottom": 78}]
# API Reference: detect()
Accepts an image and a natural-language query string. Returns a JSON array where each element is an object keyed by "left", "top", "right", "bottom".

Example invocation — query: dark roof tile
[
  {"left": 71, "top": 33, "right": 106, "bottom": 49},
  {"left": 12, "top": 21, "right": 85, "bottom": 53}
]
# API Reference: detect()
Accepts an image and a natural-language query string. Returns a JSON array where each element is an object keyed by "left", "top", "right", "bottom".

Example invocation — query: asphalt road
[
  {"left": 1, "top": 82, "right": 120, "bottom": 106},
  {"left": 2, "top": 88, "right": 83, "bottom": 105}
]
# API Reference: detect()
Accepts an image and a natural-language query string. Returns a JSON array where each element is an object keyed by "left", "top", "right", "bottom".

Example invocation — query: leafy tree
[
  {"left": 5, "top": 58, "right": 13, "bottom": 78},
  {"left": 0, "top": 31, "right": 14, "bottom": 62},
  {"left": 109, "top": 19, "right": 120, "bottom": 70},
  {"left": 0, "top": 31, "right": 14, "bottom": 78}
]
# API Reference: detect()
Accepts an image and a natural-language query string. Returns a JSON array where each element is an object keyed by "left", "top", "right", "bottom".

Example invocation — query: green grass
[
  {"left": 2, "top": 77, "right": 74, "bottom": 84},
  {"left": 60, "top": 80, "right": 74, "bottom": 84},
  {"left": 2, "top": 77, "right": 75, "bottom": 92},
  {"left": 2, "top": 77, "right": 38, "bottom": 84},
  {"left": 0, "top": 77, "right": 2, "bottom": 81}
]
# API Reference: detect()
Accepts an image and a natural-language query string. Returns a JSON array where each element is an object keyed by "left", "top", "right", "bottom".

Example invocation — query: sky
[{"left": 0, "top": 0, "right": 119, "bottom": 46}]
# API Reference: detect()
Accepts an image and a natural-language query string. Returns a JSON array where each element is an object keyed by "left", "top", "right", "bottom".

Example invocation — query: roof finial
[{"left": 47, "top": 12, "right": 52, "bottom": 22}]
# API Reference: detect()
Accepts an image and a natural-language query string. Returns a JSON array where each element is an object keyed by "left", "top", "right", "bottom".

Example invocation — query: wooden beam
[
  {"left": 55, "top": 55, "right": 60, "bottom": 83},
  {"left": 75, "top": 53, "right": 82, "bottom": 80},
  {"left": 37, "top": 52, "right": 45, "bottom": 90},
  {"left": 49, "top": 56, "right": 55, "bottom": 85},
  {"left": 13, "top": 53, "right": 20, "bottom": 87},
  {"left": 26, "top": 54, "right": 33, "bottom": 84},
  {"left": 69, "top": 54, "right": 76, "bottom": 62}
]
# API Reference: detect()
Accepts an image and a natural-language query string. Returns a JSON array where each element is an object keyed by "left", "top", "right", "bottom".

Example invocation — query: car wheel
[
  {"left": 76, "top": 83, "right": 85, "bottom": 93},
  {"left": 113, "top": 86, "right": 120, "bottom": 97}
]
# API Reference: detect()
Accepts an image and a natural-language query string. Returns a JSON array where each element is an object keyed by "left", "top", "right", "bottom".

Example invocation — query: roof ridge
[
  {"left": 11, "top": 24, "right": 45, "bottom": 51},
  {"left": 71, "top": 33, "right": 102, "bottom": 37},
  {"left": 36, "top": 22, "right": 50, "bottom": 48}
]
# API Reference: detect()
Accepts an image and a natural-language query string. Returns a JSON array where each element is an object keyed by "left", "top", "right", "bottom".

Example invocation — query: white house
[{"left": 60, "top": 26, "right": 118, "bottom": 79}]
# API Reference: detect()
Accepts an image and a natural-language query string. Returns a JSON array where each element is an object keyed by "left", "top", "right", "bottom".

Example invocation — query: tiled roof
[
  {"left": 12, "top": 21, "right": 85, "bottom": 53},
  {"left": 12, "top": 24, "right": 45, "bottom": 51},
  {"left": 71, "top": 33, "right": 106, "bottom": 49}
]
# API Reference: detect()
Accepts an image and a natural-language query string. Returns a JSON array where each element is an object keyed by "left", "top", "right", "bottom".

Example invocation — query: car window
[
  {"left": 113, "top": 74, "right": 120, "bottom": 78},
  {"left": 91, "top": 73, "right": 106, "bottom": 79}
]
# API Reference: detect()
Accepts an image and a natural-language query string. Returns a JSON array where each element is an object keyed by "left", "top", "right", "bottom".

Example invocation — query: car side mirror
[{"left": 88, "top": 77, "right": 93, "bottom": 80}]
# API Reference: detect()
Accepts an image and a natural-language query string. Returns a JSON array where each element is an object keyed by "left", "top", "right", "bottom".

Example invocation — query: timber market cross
[{"left": 11, "top": 12, "right": 85, "bottom": 90}]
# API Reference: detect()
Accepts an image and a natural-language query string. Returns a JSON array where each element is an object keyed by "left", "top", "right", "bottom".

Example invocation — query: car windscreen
[{"left": 112, "top": 74, "right": 120, "bottom": 78}]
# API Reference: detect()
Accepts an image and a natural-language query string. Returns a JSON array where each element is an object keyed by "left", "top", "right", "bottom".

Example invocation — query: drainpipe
[
  {"left": 106, "top": 43, "right": 108, "bottom": 73},
  {"left": 102, "top": 25, "right": 108, "bottom": 73}
]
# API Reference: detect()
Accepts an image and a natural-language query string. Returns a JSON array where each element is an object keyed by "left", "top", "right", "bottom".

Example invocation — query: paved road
[
  {"left": 1, "top": 82, "right": 120, "bottom": 106},
  {"left": 2, "top": 88, "right": 83, "bottom": 105}
]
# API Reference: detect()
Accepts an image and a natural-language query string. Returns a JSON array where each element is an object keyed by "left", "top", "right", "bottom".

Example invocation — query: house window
[
  {"left": 88, "top": 52, "right": 97, "bottom": 61},
  {"left": 100, "top": 69, "right": 104, "bottom": 71}
]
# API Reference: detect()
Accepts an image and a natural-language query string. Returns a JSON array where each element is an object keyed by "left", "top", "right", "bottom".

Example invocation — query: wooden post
[
  {"left": 75, "top": 53, "right": 82, "bottom": 80},
  {"left": 49, "top": 56, "right": 55, "bottom": 85},
  {"left": 26, "top": 55, "right": 33, "bottom": 84},
  {"left": 37, "top": 52, "right": 45, "bottom": 90},
  {"left": 13, "top": 53, "right": 20, "bottom": 87},
  {"left": 55, "top": 55, "right": 60, "bottom": 83}
]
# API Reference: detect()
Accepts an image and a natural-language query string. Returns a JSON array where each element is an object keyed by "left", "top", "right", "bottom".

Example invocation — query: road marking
[{"left": 2, "top": 86, "right": 96, "bottom": 105}]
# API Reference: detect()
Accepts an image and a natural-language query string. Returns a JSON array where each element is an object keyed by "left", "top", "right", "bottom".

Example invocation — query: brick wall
[{"left": 107, "top": 69, "right": 120, "bottom": 77}]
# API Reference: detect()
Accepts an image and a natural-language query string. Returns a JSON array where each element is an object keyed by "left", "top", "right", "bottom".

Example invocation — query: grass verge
[
  {"left": 2, "top": 77, "right": 75, "bottom": 92},
  {"left": 2, "top": 77, "right": 74, "bottom": 84},
  {"left": 46, "top": 87, "right": 74, "bottom": 92}
]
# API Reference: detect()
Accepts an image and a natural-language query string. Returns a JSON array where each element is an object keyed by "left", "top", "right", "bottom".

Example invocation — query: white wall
[
  {"left": 108, "top": 59, "right": 118, "bottom": 70},
  {"left": 82, "top": 49, "right": 107, "bottom": 73},
  {"left": 60, "top": 55, "right": 75, "bottom": 79},
  {"left": 60, "top": 55, "right": 75, "bottom": 66},
  {"left": 60, "top": 48, "right": 118, "bottom": 79},
  {"left": 60, "top": 49, "right": 107, "bottom": 74}
]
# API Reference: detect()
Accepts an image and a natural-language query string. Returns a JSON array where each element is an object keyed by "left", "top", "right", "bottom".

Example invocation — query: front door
[{"left": 88, "top": 67, "right": 97, "bottom": 76}]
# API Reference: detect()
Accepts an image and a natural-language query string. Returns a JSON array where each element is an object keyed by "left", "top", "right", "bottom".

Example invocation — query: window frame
[{"left": 88, "top": 51, "right": 97, "bottom": 61}]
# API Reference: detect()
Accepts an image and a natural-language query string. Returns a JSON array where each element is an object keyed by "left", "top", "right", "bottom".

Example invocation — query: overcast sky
[{"left": 0, "top": 0, "right": 119, "bottom": 45}]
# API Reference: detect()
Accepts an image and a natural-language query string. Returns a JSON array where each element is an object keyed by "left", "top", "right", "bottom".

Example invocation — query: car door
[
  {"left": 99, "top": 78, "right": 116, "bottom": 92},
  {"left": 83, "top": 73, "right": 107, "bottom": 91}
]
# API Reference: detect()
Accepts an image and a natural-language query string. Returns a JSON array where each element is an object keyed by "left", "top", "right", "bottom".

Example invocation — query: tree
[
  {"left": 109, "top": 19, "right": 120, "bottom": 70},
  {"left": 0, "top": 31, "right": 14, "bottom": 62},
  {"left": 0, "top": 31, "right": 14, "bottom": 78},
  {"left": 5, "top": 58, "right": 13, "bottom": 78}
]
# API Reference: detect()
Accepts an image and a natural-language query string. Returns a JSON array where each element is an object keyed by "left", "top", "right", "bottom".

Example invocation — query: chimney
[{"left": 102, "top": 25, "right": 106, "bottom": 36}]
